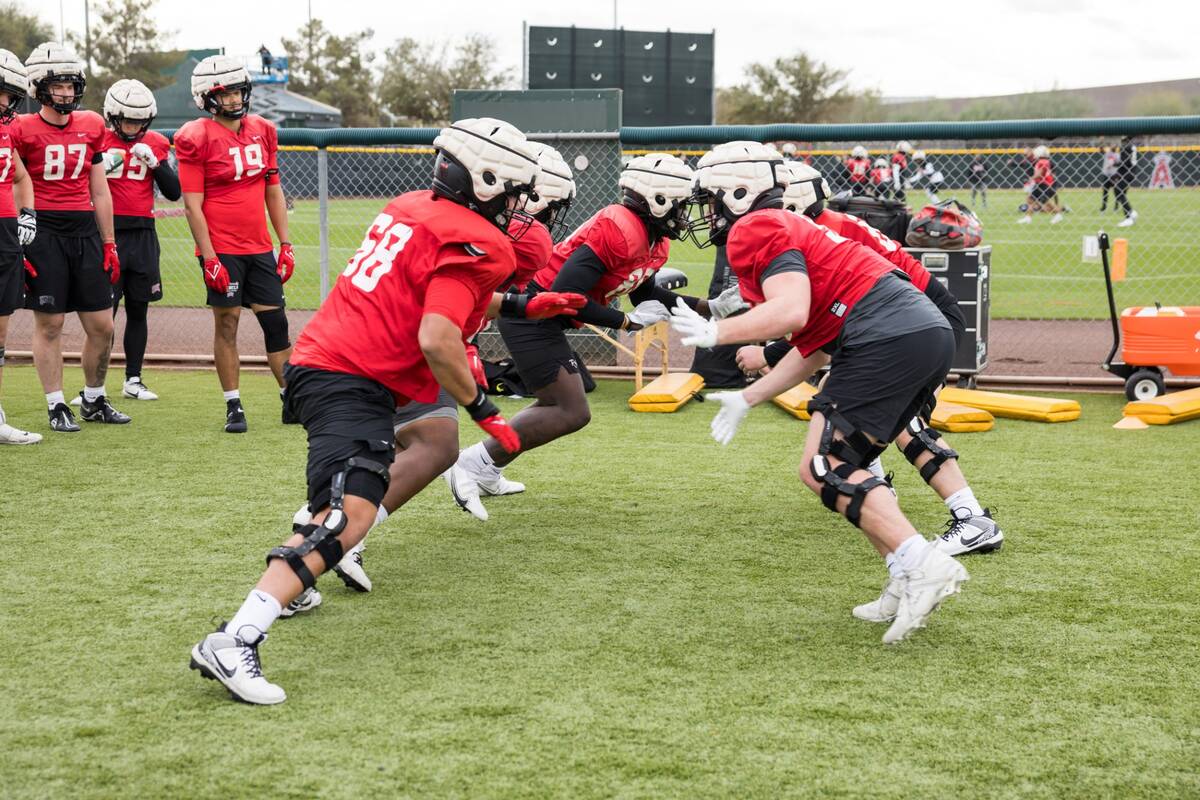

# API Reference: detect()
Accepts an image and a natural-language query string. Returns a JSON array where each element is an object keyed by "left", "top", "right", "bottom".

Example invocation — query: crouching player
[
  {"left": 671, "top": 141, "right": 970, "bottom": 645},
  {"left": 188, "top": 118, "right": 540, "bottom": 704}
]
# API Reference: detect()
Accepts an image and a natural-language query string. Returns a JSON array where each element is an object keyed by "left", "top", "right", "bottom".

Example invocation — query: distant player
[
  {"left": 1017, "top": 145, "right": 1063, "bottom": 224},
  {"left": 188, "top": 118, "right": 541, "bottom": 705},
  {"left": 844, "top": 145, "right": 871, "bottom": 195},
  {"left": 968, "top": 155, "right": 988, "bottom": 208},
  {"left": 1113, "top": 136, "right": 1138, "bottom": 227},
  {"left": 176, "top": 55, "right": 294, "bottom": 433},
  {"left": 101, "top": 79, "right": 179, "bottom": 401},
  {"left": 891, "top": 141, "right": 912, "bottom": 201},
  {"left": 869, "top": 157, "right": 891, "bottom": 199},
  {"left": 909, "top": 150, "right": 944, "bottom": 203},
  {"left": 16, "top": 43, "right": 130, "bottom": 432},
  {"left": 671, "top": 141, "right": 969, "bottom": 645},
  {"left": 0, "top": 49, "right": 41, "bottom": 444}
]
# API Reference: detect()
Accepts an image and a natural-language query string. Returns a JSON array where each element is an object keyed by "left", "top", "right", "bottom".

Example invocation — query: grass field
[
  {"left": 148, "top": 186, "right": 1199, "bottom": 320},
  {"left": 2, "top": 366, "right": 1198, "bottom": 798}
]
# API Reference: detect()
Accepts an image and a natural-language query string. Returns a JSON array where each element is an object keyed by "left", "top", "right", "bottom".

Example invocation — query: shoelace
[
  {"left": 239, "top": 641, "right": 265, "bottom": 678},
  {"left": 939, "top": 516, "right": 970, "bottom": 542}
]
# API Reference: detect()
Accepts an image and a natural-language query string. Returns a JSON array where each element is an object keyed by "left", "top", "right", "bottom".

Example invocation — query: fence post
[{"left": 317, "top": 147, "right": 330, "bottom": 301}]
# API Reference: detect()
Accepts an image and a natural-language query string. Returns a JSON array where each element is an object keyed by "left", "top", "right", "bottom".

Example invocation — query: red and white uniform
[
  {"left": 845, "top": 157, "right": 870, "bottom": 184},
  {"left": 13, "top": 110, "right": 106, "bottom": 215},
  {"left": 813, "top": 208, "right": 930, "bottom": 291},
  {"left": 174, "top": 115, "right": 279, "bottom": 254},
  {"left": 101, "top": 129, "right": 170, "bottom": 219},
  {"left": 291, "top": 191, "right": 516, "bottom": 404},
  {"left": 509, "top": 217, "right": 553, "bottom": 288},
  {"left": 533, "top": 204, "right": 668, "bottom": 303},
  {"left": 0, "top": 120, "right": 17, "bottom": 220},
  {"left": 1033, "top": 157, "right": 1055, "bottom": 185},
  {"left": 870, "top": 164, "right": 890, "bottom": 187},
  {"left": 726, "top": 209, "right": 892, "bottom": 356}
]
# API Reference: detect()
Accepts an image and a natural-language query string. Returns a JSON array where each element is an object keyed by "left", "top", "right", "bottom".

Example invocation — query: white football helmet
[
  {"left": 692, "top": 140, "right": 786, "bottom": 247},
  {"left": 1033, "top": 145, "right": 1050, "bottom": 159},
  {"left": 850, "top": 145, "right": 869, "bottom": 159},
  {"left": 0, "top": 49, "right": 27, "bottom": 121},
  {"left": 191, "top": 54, "right": 252, "bottom": 118},
  {"left": 25, "top": 42, "right": 85, "bottom": 114},
  {"left": 104, "top": 79, "right": 157, "bottom": 141},
  {"left": 524, "top": 142, "right": 576, "bottom": 238},
  {"left": 619, "top": 152, "right": 695, "bottom": 241},
  {"left": 912, "top": 150, "right": 926, "bottom": 161},
  {"left": 782, "top": 163, "right": 832, "bottom": 219},
  {"left": 895, "top": 140, "right": 913, "bottom": 154},
  {"left": 432, "top": 117, "right": 540, "bottom": 235},
  {"left": 780, "top": 142, "right": 797, "bottom": 157},
  {"left": 873, "top": 157, "right": 888, "bottom": 168}
]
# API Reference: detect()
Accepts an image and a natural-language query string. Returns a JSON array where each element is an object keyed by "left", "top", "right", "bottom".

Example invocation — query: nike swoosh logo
[{"left": 959, "top": 529, "right": 995, "bottom": 547}]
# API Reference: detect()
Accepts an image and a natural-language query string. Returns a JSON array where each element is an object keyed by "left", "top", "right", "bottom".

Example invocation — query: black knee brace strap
[
  {"left": 811, "top": 459, "right": 888, "bottom": 528},
  {"left": 901, "top": 417, "right": 959, "bottom": 484},
  {"left": 267, "top": 457, "right": 390, "bottom": 588},
  {"left": 255, "top": 307, "right": 290, "bottom": 353},
  {"left": 807, "top": 400, "right": 890, "bottom": 528}
]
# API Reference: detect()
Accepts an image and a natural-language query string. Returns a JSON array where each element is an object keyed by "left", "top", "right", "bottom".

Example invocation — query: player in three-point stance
[
  {"left": 175, "top": 55, "right": 295, "bottom": 433},
  {"left": 15, "top": 43, "right": 129, "bottom": 432},
  {"left": 670, "top": 141, "right": 970, "bottom": 645},
  {"left": 189, "top": 117, "right": 543, "bottom": 704}
]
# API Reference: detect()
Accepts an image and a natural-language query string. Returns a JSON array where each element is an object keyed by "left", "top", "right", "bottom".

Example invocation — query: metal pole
[
  {"left": 613, "top": 0, "right": 617, "bottom": 29},
  {"left": 521, "top": 20, "right": 527, "bottom": 90},
  {"left": 84, "top": 0, "right": 92, "bottom": 73},
  {"left": 317, "top": 148, "right": 330, "bottom": 300}
]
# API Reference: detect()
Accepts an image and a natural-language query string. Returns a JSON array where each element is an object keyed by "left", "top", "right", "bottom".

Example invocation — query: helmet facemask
[
  {"left": 432, "top": 150, "right": 536, "bottom": 240},
  {"left": 689, "top": 184, "right": 783, "bottom": 248},
  {"left": 35, "top": 73, "right": 85, "bottom": 114},
  {"left": 203, "top": 82, "right": 251, "bottom": 119}
]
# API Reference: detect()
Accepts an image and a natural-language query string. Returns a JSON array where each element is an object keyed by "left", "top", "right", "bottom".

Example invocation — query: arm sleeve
[
  {"left": 764, "top": 339, "right": 794, "bottom": 368},
  {"left": 628, "top": 279, "right": 701, "bottom": 311},
  {"left": 548, "top": 244, "right": 627, "bottom": 328},
  {"left": 760, "top": 249, "right": 807, "bottom": 282},
  {"left": 153, "top": 163, "right": 181, "bottom": 201}
]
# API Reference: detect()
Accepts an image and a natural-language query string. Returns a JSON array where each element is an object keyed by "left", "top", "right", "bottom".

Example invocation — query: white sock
[
  {"left": 459, "top": 441, "right": 496, "bottom": 474},
  {"left": 223, "top": 389, "right": 240, "bottom": 402},
  {"left": 126, "top": 375, "right": 140, "bottom": 384},
  {"left": 945, "top": 487, "right": 984, "bottom": 519},
  {"left": 894, "top": 534, "right": 931, "bottom": 574},
  {"left": 83, "top": 385, "right": 105, "bottom": 402},
  {"left": 227, "top": 589, "right": 282, "bottom": 644},
  {"left": 866, "top": 457, "right": 886, "bottom": 481},
  {"left": 46, "top": 390, "right": 65, "bottom": 410},
  {"left": 374, "top": 505, "right": 389, "bottom": 527},
  {"left": 884, "top": 553, "right": 903, "bottom": 580}
]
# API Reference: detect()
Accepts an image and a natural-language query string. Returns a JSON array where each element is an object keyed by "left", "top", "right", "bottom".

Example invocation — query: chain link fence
[{"left": 7, "top": 119, "right": 1199, "bottom": 386}]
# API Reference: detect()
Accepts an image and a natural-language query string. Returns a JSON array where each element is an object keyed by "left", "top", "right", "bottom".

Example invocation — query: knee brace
[
  {"left": 267, "top": 457, "right": 389, "bottom": 588},
  {"left": 255, "top": 307, "right": 290, "bottom": 353},
  {"left": 807, "top": 401, "right": 890, "bottom": 528},
  {"left": 900, "top": 417, "right": 959, "bottom": 484}
]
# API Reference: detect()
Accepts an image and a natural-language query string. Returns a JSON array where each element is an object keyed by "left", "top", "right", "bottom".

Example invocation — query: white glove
[
  {"left": 708, "top": 284, "right": 748, "bottom": 320},
  {"left": 669, "top": 297, "right": 719, "bottom": 348},
  {"left": 130, "top": 142, "right": 159, "bottom": 169},
  {"left": 709, "top": 391, "right": 750, "bottom": 445},
  {"left": 17, "top": 208, "right": 36, "bottom": 246},
  {"left": 626, "top": 299, "right": 670, "bottom": 329}
]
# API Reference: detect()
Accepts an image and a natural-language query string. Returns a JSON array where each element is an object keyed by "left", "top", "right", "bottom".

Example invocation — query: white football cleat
[
  {"left": 278, "top": 587, "right": 322, "bottom": 618},
  {"left": 1016, "top": 215, "right": 1032, "bottom": 224},
  {"left": 122, "top": 378, "right": 159, "bottom": 400},
  {"left": 69, "top": 394, "right": 82, "bottom": 406},
  {"left": 0, "top": 408, "right": 42, "bottom": 445},
  {"left": 852, "top": 576, "right": 903, "bottom": 623},
  {"left": 333, "top": 539, "right": 372, "bottom": 592},
  {"left": 882, "top": 549, "right": 969, "bottom": 645},
  {"left": 931, "top": 509, "right": 1004, "bottom": 556},
  {"left": 446, "top": 465, "right": 488, "bottom": 521},
  {"left": 189, "top": 626, "right": 286, "bottom": 705},
  {"left": 477, "top": 472, "right": 525, "bottom": 496},
  {"left": 1117, "top": 214, "right": 1135, "bottom": 228},
  {"left": 1050, "top": 212, "right": 1064, "bottom": 224}
]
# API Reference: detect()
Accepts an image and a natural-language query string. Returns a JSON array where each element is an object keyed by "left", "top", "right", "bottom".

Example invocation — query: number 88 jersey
[
  {"left": 174, "top": 114, "right": 280, "bottom": 255},
  {"left": 14, "top": 110, "right": 107, "bottom": 214}
]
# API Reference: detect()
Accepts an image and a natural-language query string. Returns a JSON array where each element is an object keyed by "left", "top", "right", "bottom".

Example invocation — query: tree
[
  {"left": 378, "top": 35, "right": 513, "bottom": 127},
  {"left": 0, "top": 2, "right": 54, "bottom": 62},
  {"left": 716, "top": 52, "right": 866, "bottom": 125},
  {"left": 70, "top": 0, "right": 176, "bottom": 113},
  {"left": 1127, "top": 90, "right": 1190, "bottom": 117},
  {"left": 282, "top": 19, "right": 380, "bottom": 127}
]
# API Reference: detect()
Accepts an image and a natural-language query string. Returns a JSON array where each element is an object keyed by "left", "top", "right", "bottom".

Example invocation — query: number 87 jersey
[
  {"left": 174, "top": 114, "right": 279, "bottom": 255},
  {"left": 14, "top": 110, "right": 107, "bottom": 213}
]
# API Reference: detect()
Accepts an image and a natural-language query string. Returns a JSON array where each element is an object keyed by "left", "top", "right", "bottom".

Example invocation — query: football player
[
  {"left": 737, "top": 163, "right": 1002, "bottom": 561},
  {"left": 189, "top": 117, "right": 544, "bottom": 705},
  {"left": 891, "top": 141, "right": 912, "bottom": 201},
  {"left": 908, "top": 150, "right": 944, "bottom": 203},
  {"left": 101, "top": 79, "right": 179, "bottom": 401},
  {"left": 175, "top": 55, "right": 294, "bottom": 433},
  {"left": 670, "top": 141, "right": 969, "bottom": 645},
  {"left": 1017, "top": 145, "right": 1063, "bottom": 224},
  {"left": 16, "top": 43, "right": 129, "bottom": 431},
  {"left": 869, "top": 157, "right": 891, "bottom": 199},
  {"left": 0, "top": 49, "right": 41, "bottom": 444},
  {"left": 844, "top": 145, "right": 870, "bottom": 195}
]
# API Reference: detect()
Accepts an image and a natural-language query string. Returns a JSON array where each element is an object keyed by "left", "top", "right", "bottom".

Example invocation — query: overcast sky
[{"left": 40, "top": 0, "right": 1197, "bottom": 98}]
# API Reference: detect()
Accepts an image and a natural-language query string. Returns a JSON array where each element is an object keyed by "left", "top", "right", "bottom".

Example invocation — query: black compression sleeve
[
  {"left": 152, "top": 163, "right": 181, "bottom": 201},
  {"left": 764, "top": 339, "right": 794, "bottom": 368},
  {"left": 628, "top": 279, "right": 702, "bottom": 311},
  {"left": 549, "top": 244, "right": 628, "bottom": 328}
]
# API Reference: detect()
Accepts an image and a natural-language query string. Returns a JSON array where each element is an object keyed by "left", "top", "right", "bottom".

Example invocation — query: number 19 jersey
[{"left": 174, "top": 115, "right": 280, "bottom": 254}]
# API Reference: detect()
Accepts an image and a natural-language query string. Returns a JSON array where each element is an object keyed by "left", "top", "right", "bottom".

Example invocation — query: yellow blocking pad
[
  {"left": 931, "top": 401, "right": 994, "bottom": 433},
  {"left": 1123, "top": 387, "right": 1200, "bottom": 425},
  {"left": 773, "top": 383, "right": 818, "bottom": 420},
  {"left": 628, "top": 373, "right": 705, "bottom": 413},
  {"left": 938, "top": 387, "right": 1081, "bottom": 423}
]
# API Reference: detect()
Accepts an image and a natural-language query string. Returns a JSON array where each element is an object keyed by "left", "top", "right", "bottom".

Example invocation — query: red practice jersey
[
  {"left": 891, "top": 152, "right": 908, "bottom": 171},
  {"left": 0, "top": 119, "right": 17, "bottom": 218},
  {"left": 102, "top": 129, "right": 171, "bottom": 218},
  {"left": 846, "top": 157, "right": 870, "bottom": 183},
  {"left": 813, "top": 208, "right": 930, "bottom": 291},
  {"left": 870, "top": 166, "right": 890, "bottom": 186},
  {"left": 174, "top": 115, "right": 280, "bottom": 254},
  {"left": 533, "top": 204, "right": 669, "bottom": 304},
  {"left": 509, "top": 217, "right": 554, "bottom": 288},
  {"left": 1033, "top": 157, "right": 1055, "bottom": 185},
  {"left": 290, "top": 191, "right": 516, "bottom": 404},
  {"left": 726, "top": 209, "right": 892, "bottom": 356},
  {"left": 13, "top": 110, "right": 106, "bottom": 212}
]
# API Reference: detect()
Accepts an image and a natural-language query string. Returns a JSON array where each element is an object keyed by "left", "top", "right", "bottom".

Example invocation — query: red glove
[
  {"left": 202, "top": 257, "right": 231, "bottom": 293},
  {"left": 23, "top": 258, "right": 37, "bottom": 292},
  {"left": 525, "top": 291, "right": 587, "bottom": 319},
  {"left": 465, "top": 388, "right": 520, "bottom": 454},
  {"left": 465, "top": 343, "right": 488, "bottom": 389},
  {"left": 102, "top": 241, "right": 120, "bottom": 285},
  {"left": 276, "top": 242, "right": 295, "bottom": 283}
]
